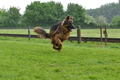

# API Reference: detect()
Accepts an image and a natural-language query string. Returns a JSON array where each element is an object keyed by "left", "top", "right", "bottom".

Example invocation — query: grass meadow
[
  {"left": 0, "top": 28, "right": 120, "bottom": 80},
  {"left": 0, "top": 36, "right": 120, "bottom": 80}
]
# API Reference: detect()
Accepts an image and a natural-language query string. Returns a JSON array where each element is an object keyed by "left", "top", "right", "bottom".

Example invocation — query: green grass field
[
  {"left": 0, "top": 28, "right": 120, "bottom": 38},
  {"left": 0, "top": 36, "right": 120, "bottom": 80}
]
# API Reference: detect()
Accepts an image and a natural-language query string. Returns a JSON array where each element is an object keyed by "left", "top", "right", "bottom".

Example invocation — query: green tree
[
  {"left": 23, "top": 1, "right": 64, "bottom": 27},
  {"left": 23, "top": 1, "right": 43, "bottom": 26},
  {"left": 7, "top": 7, "right": 21, "bottom": 27},
  {"left": 96, "top": 15, "right": 108, "bottom": 26},
  {"left": 111, "top": 15, "right": 120, "bottom": 27},
  {"left": 0, "top": 8, "right": 9, "bottom": 27},
  {"left": 66, "top": 3, "right": 86, "bottom": 26},
  {"left": 84, "top": 14, "right": 97, "bottom": 27}
]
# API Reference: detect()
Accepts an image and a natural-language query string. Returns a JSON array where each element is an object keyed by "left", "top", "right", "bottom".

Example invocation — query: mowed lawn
[
  {"left": 0, "top": 28, "right": 120, "bottom": 38},
  {"left": 0, "top": 36, "right": 120, "bottom": 80}
]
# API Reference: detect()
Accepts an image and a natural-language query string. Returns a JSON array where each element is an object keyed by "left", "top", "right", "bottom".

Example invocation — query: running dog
[{"left": 34, "top": 16, "right": 75, "bottom": 52}]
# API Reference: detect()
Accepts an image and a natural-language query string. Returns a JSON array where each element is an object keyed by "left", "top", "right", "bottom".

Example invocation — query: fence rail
[{"left": 0, "top": 34, "right": 120, "bottom": 43}]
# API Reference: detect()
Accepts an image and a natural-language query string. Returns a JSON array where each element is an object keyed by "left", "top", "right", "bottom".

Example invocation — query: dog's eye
[{"left": 70, "top": 22, "right": 74, "bottom": 24}]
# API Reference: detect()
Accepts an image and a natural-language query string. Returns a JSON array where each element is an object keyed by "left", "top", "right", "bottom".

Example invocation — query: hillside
[{"left": 87, "top": 2, "right": 120, "bottom": 23}]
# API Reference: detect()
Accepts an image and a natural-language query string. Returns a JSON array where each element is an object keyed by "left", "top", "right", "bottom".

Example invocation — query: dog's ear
[{"left": 65, "top": 16, "right": 70, "bottom": 21}]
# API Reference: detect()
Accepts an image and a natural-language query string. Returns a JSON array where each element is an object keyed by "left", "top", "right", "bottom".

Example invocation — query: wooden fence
[{"left": 0, "top": 26, "right": 120, "bottom": 44}]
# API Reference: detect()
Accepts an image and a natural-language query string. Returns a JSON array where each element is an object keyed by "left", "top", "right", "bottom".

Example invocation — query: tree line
[
  {"left": 0, "top": 1, "right": 120, "bottom": 28},
  {"left": 87, "top": 2, "right": 120, "bottom": 27}
]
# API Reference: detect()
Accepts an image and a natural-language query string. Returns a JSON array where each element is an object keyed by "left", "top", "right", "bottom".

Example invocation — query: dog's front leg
[
  {"left": 53, "top": 43, "right": 59, "bottom": 50},
  {"left": 55, "top": 37, "right": 62, "bottom": 52},
  {"left": 51, "top": 37, "right": 59, "bottom": 50}
]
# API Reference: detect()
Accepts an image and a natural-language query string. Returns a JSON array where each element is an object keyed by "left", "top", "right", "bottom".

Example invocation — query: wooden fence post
[
  {"left": 28, "top": 27, "right": 31, "bottom": 40},
  {"left": 103, "top": 26, "right": 108, "bottom": 46},
  {"left": 77, "top": 26, "right": 82, "bottom": 44},
  {"left": 100, "top": 26, "right": 103, "bottom": 45}
]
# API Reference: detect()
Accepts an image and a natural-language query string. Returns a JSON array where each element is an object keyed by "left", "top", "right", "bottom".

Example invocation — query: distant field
[
  {"left": 0, "top": 28, "right": 120, "bottom": 38},
  {"left": 0, "top": 36, "right": 120, "bottom": 80}
]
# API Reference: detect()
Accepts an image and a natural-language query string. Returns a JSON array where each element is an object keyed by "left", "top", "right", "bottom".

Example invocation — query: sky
[{"left": 0, "top": 0, "right": 119, "bottom": 14}]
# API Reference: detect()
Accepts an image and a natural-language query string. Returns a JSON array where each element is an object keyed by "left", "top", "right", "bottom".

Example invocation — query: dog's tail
[{"left": 33, "top": 27, "right": 50, "bottom": 39}]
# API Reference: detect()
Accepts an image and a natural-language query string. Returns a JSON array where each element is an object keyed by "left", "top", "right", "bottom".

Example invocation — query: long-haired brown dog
[{"left": 34, "top": 16, "right": 75, "bottom": 52}]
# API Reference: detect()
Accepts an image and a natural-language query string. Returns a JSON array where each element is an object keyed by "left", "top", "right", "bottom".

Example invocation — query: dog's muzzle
[
  {"left": 71, "top": 24, "right": 76, "bottom": 29},
  {"left": 68, "top": 23, "right": 76, "bottom": 31}
]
